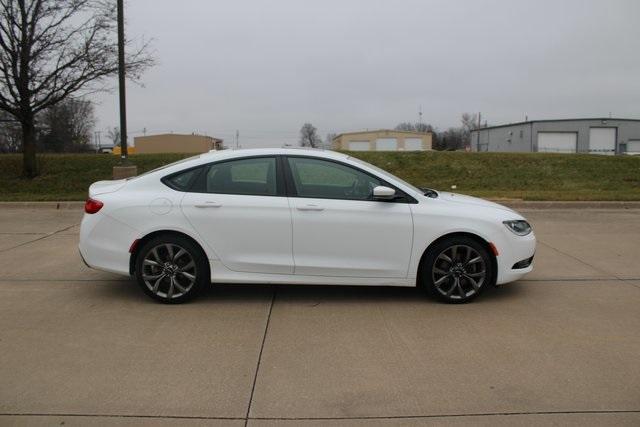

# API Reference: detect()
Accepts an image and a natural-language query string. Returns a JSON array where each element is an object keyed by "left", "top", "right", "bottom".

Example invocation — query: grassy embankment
[{"left": 0, "top": 151, "right": 639, "bottom": 201}]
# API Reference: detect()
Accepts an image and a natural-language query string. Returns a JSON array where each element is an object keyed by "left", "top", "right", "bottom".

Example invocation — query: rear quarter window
[{"left": 162, "top": 167, "right": 202, "bottom": 191}]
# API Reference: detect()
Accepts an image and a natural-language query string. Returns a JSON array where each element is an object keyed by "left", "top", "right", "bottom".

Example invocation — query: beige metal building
[
  {"left": 133, "top": 134, "right": 224, "bottom": 154},
  {"left": 332, "top": 129, "right": 432, "bottom": 151}
]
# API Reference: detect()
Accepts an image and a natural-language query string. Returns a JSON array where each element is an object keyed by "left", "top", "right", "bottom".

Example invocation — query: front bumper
[{"left": 494, "top": 231, "right": 536, "bottom": 285}]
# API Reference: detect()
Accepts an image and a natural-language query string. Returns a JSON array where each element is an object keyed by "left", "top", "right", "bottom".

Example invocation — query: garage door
[
  {"left": 589, "top": 128, "right": 616, "bottom": 155},
  {"left": 348, "top": 141, "right": 370, "bottom": 151},
  {"left": 537, "top": 132, "right": 577, "bottom": 153},
  {"left": 404, "top": 138, "right": 423, "bottom": 151},
  {"left": 375, "top": 138, "right": 398, "bottom": 151},
  {"left": 627, "top": 140, "right": 640, "bottom": 155}
]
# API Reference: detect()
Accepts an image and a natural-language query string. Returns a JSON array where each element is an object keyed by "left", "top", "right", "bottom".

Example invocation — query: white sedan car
[{"left": 79, "top": 148, "right": 535, "bottom": 303}]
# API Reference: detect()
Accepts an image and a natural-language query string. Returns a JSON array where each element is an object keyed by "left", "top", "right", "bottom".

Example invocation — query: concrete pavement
[{"left": 0, "top": 208, "right": 638, "bottom": 426}]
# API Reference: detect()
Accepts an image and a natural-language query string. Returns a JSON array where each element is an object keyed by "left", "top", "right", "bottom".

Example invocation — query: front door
[
  {"left": 181, "top": 156, "right": 293, "bottom": 274},
  {"left": 285, "top": 156, "right": 413, "bottom": 278}
]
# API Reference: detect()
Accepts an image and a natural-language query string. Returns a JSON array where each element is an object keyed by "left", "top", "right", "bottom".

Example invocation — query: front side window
[
  {"left": 287, "top": 157, "right": 382, "bottom": 200},
  {"left": 205, "top": 157, "right": 277, "bottom": 196}
]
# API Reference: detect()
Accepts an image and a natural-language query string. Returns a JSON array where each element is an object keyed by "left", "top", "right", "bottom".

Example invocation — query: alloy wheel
[
  {"left": 141, "top": 243, "right": 197, "bottom": 299},
  {"left": 431, "top": 244, "right": 486, "bottom": 300}
]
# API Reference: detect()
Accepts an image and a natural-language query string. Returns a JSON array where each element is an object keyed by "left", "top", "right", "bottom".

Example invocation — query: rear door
[
  {"left": 180, "top": 156, "right": 294, "bottom": 274},
  {"left": 284, "top": 156, "right": 413, "bottom": 278}
]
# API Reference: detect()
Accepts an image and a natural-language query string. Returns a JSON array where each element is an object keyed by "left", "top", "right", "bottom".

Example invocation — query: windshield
[
  {"left": 347, "top": 156, "right": 425, "bottom": 195},
  {"left": 127, "top": 154, "right": 202, "bottom": 180}
]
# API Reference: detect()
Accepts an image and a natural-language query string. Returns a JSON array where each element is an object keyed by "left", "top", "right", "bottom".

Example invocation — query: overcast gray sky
[{"left": 92, "top": 0, "right": 640, "bottom": 147}]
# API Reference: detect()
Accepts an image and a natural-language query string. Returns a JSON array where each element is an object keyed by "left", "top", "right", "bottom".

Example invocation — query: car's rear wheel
[
  {"left": 422, "top": 236, "right": 493, "bottom": 303},
  {"left": 135, "top": 235, "right": 209, "bottom": 303}
]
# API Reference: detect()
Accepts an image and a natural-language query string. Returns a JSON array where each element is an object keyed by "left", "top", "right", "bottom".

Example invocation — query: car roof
[
  {"left": 199, "top": 147, "right": 349, "bottom": 161},
  {"left": 134, "top": 148, "right": 351, "bottom": 182}
]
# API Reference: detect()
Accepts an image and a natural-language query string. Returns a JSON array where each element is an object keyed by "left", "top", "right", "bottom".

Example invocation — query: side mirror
[{"left": 372, "top": 185, "right": 396, "bottom": 200}]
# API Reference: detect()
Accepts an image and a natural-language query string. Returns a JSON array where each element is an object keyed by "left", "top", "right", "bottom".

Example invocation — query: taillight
[{"left": 84, "top": 198, "right": 104, "bottom": 214}]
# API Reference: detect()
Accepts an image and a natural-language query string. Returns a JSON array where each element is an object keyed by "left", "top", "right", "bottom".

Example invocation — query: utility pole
[
  {"left": 235, "top": 130, "right": 239, "bottom": 149},
  {"left": 117, "top": 0, "right": 128, "bottom": 161},
  {"left": 418, "top": 105, "right": 423, "bottom": 127},
  {"left": 112, "top": 0, "right": 137, "bottom": 178}
]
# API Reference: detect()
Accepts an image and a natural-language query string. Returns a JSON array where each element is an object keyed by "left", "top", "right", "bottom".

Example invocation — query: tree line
[
  {"left": 395, "top": 113, "right": 485, "bottom": 151},
  {"left": 0, "top": 0, "right": 153, "bottom": 176},
  {"left": 299, "top": 113, "right": 486, "bottom": 151},
  {"left": 0, "top": 98, "right": 96, "bottom": 153}
]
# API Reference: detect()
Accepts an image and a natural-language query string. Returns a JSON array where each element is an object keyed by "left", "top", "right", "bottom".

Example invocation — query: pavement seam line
[
  {"left": 534, "top": 241, "right": 640, "bottom": 291},
  {"left": 249, "top": 409, "right": 640, "bottom": 420},
  {"left": 537, "top": 240, "right": 620, "bottom": 280},
  {"left": 624, "top": 281, "right": 640, "bottom": 291},
  {"left": 1, "top": 409, "right": 638, "bottom": 421},
  {"left": 244, "top": 287, "right": 276, "bottom": 427},
  {"left": 0, "top": 223, "right": 79, "bottom": 253},
  {"left": 0, "top": 413, "right": 243, "bottom": 420}
]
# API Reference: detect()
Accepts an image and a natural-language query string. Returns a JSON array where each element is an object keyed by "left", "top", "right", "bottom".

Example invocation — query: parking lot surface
[{"left": 0, "top": 207, "right": 639, "bottom": 426}]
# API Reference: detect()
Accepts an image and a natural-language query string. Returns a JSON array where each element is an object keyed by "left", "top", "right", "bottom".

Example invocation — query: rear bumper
[{"left": 79, "top": 212, "right": 138, "bottom": 276}]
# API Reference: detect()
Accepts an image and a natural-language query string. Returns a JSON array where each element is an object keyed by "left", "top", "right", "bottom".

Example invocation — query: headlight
[{"left": 503, "top": 220, "right": 532, "bottom": 236}]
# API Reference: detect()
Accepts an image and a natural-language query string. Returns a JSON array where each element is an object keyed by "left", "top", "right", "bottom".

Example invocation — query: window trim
[
  {"left": 161, "top": 155, "right": 285, "bottom": 197},
  {"left": 282, "top": 155, "right": 417, "bottom": 203}
]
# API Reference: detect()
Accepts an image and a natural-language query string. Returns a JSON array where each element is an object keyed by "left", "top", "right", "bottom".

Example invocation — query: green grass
[
  {"left": 0, "top": 151, "right": 639, "bottom": 201},
  {"left": 0, "top": 153, "right": 192, "bottom": 201},
  {"left": 348, "top": 151, "right": 640, "bottom": 201}
]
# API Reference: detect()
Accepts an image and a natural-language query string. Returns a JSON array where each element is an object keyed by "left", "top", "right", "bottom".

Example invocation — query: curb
[
  {"left": 1, "top": 200, "right": 640, "bottom": 210},
  {"left": 0, "top": 201, "right": 85, "bottom": 210}
]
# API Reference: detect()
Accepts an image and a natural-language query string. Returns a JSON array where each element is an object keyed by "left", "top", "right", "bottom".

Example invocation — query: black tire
[
  {"left": 421, "top": 236, "right": 494, "bottom": 304},
  {"left": 134, "top": 234, "right": 209, "bottom": 303}
]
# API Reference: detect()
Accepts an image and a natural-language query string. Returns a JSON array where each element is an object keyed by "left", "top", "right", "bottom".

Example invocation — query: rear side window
[
  {"left": 205, "top": 157, "right": 277, "bottom": 196},
  {"left": 163, "top": 167, "right": 202, "bottom": 191}
]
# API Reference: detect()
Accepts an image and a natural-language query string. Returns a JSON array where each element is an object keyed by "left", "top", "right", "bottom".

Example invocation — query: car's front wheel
[
  {"left": 422, "top": 236, "right": 494, "bottom": 303},
  {"left": 135, "top": 234, "right": 209, "bottom": 303}
]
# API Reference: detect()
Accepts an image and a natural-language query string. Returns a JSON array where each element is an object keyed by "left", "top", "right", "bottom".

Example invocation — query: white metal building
[{"left": 470, "top": 118, "right": 640, "bottom": 155}]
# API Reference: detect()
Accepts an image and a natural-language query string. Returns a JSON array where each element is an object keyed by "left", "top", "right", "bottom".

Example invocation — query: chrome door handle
[
  {"left": 194, "top": 201, "right": 222, "bottom": 208},
  {"left": 297, "top": 204, "right": 324, "bottom": 211}
]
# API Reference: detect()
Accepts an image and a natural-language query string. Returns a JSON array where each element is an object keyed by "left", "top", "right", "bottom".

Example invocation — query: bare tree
[
  {"left": 440, "top": 127, "right": 465, "bottom": 151},
  {"left": 325, "top": 132, "right": 337, "bottom": 149},
  {"left": 40, "top": 98, "right": 95, "bottom": 152},
  {"left": 106, "top": 126, "right": 120, "bottom": 146},
  {"left": 395, "top": 122, "right": 415, "bottom": 132},
  {"left": 299, "top": 123, "right": 321, "bottom": 148},
  {"left": 460, "top": 113, "right": 479, "bottom": 147},
  {"left": 394, "top": 122, "right": 435, "bottom": 133},
  {"left": 0, "top": 0, "right": 153, "bottom": 177}
]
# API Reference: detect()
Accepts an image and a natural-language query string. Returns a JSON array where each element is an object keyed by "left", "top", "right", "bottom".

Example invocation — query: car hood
[
  {"left": 437, "top": 192, "right": 517, "bottom": 214},
  {"left": 89, "top": 179, "right": 127, "bottom": 197}
]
